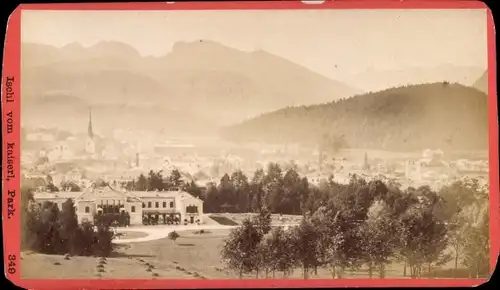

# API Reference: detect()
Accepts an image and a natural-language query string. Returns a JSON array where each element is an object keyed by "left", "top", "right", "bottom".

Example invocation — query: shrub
[
  {"left": 25, "top": 201, "right": 115, "bottom": 257},
  {"left": 168, "top": 231, "right": 180, "bottom": 243}
]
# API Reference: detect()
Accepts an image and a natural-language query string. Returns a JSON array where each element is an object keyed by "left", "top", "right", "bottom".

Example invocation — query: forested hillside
[{"left": 221, "top": 83, "right": 488, "bottom": 151}]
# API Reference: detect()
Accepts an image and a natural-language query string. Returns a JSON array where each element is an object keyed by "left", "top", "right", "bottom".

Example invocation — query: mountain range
[
  {"left": 220, "top": 83, "right": 488, "bottom": 152},
  {"left": 22, "top": 40, "right": 488, "bottom": 147},
  {"left": 21, "top": 40, "right": 360, "bottom": 134}
]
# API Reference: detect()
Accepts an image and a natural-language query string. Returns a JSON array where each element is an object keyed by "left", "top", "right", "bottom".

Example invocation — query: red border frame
[{"left": 2, "top": 1, "right": 497, "bottom": 289}]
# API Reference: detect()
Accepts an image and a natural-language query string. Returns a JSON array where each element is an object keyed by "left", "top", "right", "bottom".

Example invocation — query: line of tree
[
  {"left": 202, "top": 163, "right": 309, "bottom": 214},
  {"left": 123, "top": 169, "right": 186, "bottom": 192},
  {"left": 23, "top": 175, "right": 82, "bottom": 193},
  {"left": 23, "top": 189, "right": 115, "bottom": 257},
  {"left": 221, "top": 175, "right": 490, "bottom": 279}
]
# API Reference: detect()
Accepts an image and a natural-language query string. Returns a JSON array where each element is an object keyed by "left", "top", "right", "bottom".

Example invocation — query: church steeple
[
  {"left": 85, "top": 107, "right": 96, "bottom": 155},
  {"left": 88, "top": 108, "right": 94, "bottom": 139}
]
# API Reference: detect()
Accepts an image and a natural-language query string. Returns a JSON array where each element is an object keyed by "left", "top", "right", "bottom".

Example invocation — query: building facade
[{"left": 32, "top": 187, "right": 204, "bottom": 226}]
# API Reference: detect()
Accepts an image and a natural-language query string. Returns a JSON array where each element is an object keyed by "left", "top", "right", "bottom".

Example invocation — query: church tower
[{"left": 85, "top": 108, "right": 96, "bottom": 155}]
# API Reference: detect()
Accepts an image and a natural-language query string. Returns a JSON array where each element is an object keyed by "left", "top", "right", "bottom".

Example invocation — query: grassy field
[
  {"left": 21, "top": 227, "right": 464, "bottom": 280},
  {"left": 21, "top": 229, "right": 231, "bottom": 279},
  {"left": 209, "top": 213, "right": 303, "bottom": 226},
  {"left": 116, "top": 231, "right": 149, "bottom": 239}
]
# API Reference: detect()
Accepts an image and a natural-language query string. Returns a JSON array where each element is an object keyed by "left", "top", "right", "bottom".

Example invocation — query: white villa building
[{"left": 32, "top": 187, "right": 204, "bottom": 226}]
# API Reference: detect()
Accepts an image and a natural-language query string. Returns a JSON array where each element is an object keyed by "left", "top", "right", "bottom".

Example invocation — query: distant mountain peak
[
  {"left": 62, "top": 42, "right": 84, "bottom": 50},
  {"left": 171, "top": 39, "right": 245, "bottom": 55},
  {"left": 88, "top": 40, "right": 140, "bottom": 57},
  {"left": 22, "top": 41, "right": 359, "bottom": 127}
]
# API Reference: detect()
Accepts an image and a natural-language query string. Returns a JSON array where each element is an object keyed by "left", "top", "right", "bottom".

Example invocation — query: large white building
[{"left": 33, "top": 188, "right": 204, "bottom": 225}]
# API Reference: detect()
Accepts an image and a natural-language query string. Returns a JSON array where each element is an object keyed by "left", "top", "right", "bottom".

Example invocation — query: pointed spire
[{"left": 88, "top": 107, "right": 94, "bottom": 139}]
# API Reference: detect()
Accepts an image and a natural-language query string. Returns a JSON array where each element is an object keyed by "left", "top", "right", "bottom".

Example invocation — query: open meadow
[{"left": 22, "top": 218, "right": 463, "bottom": 280}]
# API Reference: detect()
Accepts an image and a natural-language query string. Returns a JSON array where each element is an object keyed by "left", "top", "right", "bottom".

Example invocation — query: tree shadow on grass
[
  {"left": 177, "top": 243, "right": 195, "bottom": 247},
  {"left": 109, "top": 252, "right": 156, "bottom": 258}
]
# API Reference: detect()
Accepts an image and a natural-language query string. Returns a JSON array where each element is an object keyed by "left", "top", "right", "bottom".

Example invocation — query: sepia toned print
[{"left": 19, "top": 8, "right": 491, "bottom": 280}]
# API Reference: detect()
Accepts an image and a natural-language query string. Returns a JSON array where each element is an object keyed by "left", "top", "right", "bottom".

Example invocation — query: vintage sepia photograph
[{"left": 18, "top": 8, "right": 491, "bottom": 280}]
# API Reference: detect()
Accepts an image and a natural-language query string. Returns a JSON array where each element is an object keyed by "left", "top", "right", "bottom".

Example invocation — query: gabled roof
[
  {"left": 34, "top": 191, "right": 83, "bottom": 200},
  {"left": 76, "top": 185, "right": 129, "bottom": 201},
  {"left": 132, "top": 190, "right": 184, "bottom": 199}
]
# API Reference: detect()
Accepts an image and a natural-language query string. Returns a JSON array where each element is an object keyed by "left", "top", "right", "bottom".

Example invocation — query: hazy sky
[{"left": 21, "top": 9, "right": 487, "bottom": 79}]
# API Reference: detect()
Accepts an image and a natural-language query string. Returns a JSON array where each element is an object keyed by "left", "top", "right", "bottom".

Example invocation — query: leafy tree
[
  {"left": 253, "top": 206, "right": 272, "bottom": 235},
  {"left": 250, "top": 169, "right": 265, "bottom": 212},
  {"left": 221, "top": 219, "right": 263, "bottom": 278},
  {"left": 231, "top": 170, "right": 250, "bottom": 212},
  {"left": 136, "top": 174, "right": 148, "bottom": 191},
  {"left": 254, "top": 235, "right": 272, "bottom": 278},
  {"left": 59, "top": 199, "right": 79, "bottom": 254},
  {"left": 438, "top": 178, "right": 488, "bottom": 276},
  {"left": 289, "top": 218, "right": 320, "bottom": 279},
  {"left": 168, "top": 230, "right": 180, "bottom": 244},
  {"left": 21, "top": 186, "right": 35, "bottom": 249},
  {"left": 266, "top": 226, "right": 296, "bottom": 278},
  {"left": 148, "top": 170, "right": 165, "bottom": 191},
  {"left": 169, "top": 169, "right": 183, "bottom": 188},
  {"left": 439, "top": 180, "right": 478, "bottom": 220},
  {"left": 398, "top": 195, "right": 449, "bottom": 279},
  {"left": 461, "top": 202, "right": 490, "bottom": 278},
  {"left": 263, "top": 163, "right": 284, "bottom": 213},
  {"left": 312, "top": 205, "right": 361, "bottom": 279},
  {"left": 93, "top": 225, "right": 115, "bottom": 257},
  {"left": 282, "top": 168, "right": 307, "bottom": 214},
  {"left": 31, "top": 202, "right": 62, "bottom": 254},
  {"left": 24, "top": 198, "right": 115, "bottom": 257},
  {"left": 183, "top": 180, "right": 203, "bottom": 199},
  {"left": 447, "top": 212, "right": 468, "bottom": 274},
  {"left": 204, "top": 183, "right": 219, "bottom": 212},
  {"left": 359, "top": 200, "right": 398, "bottom": 278},
  {"left": 217, "top": 174, "right": 235, "bottom": 212}
]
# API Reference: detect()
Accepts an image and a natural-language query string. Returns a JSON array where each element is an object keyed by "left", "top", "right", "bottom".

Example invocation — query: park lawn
[
  {"left": 118, "top": 229, "right": 234, "bottom": 279},
  {"left": 211, "top": 213, "right": 303, "bottom": 226},
  {"left": 116, "top": 231, "right": 149, "bottom": 239},
  {"left": 21, "top": 228, "right": 460, "bottom": 280}
]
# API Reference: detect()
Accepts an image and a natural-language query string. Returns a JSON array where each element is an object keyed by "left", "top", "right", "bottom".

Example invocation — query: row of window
[
  {"left": 142, "top": 201, "right": 174, "bottom": 209},
  {"left": 37, "top": 202, "right": 173, "bottom": 215},
  {"left": 86, "top": 206, "right": 137, "bottom": 213}
]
